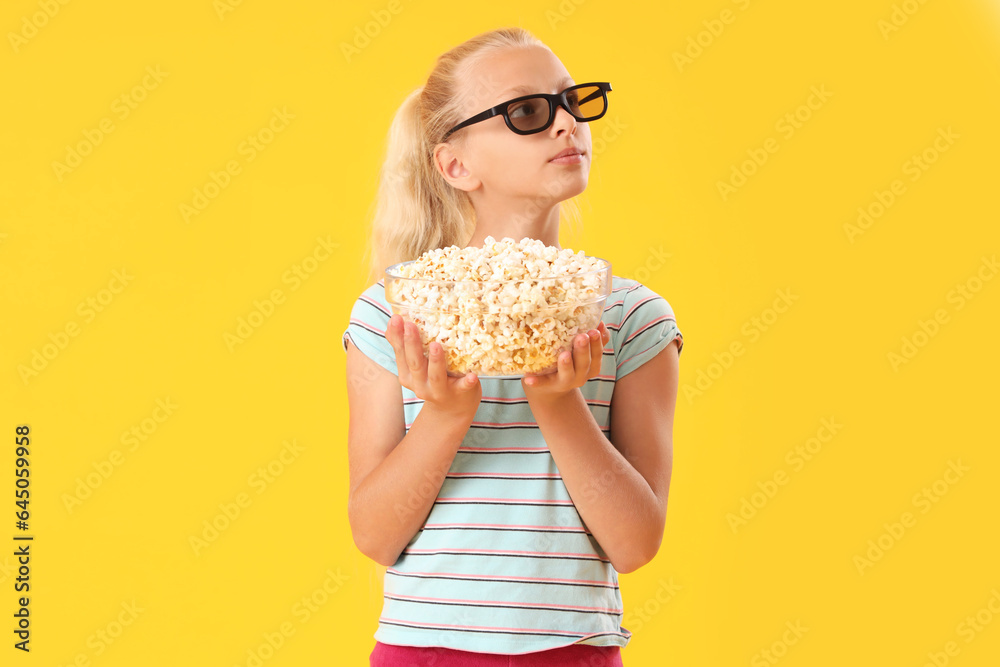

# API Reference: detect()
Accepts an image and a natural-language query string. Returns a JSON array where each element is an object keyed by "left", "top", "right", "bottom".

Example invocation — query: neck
[{"left": 465, "top": 200, "right": 562, "bottom": 249}]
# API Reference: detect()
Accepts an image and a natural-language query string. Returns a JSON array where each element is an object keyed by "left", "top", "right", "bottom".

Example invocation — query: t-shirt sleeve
[
  {"left": 341, "top": 287, "right": 399, "bottom": 376},
  {"left": 613, "top": 283, "right": 683, "bottom": 380}
]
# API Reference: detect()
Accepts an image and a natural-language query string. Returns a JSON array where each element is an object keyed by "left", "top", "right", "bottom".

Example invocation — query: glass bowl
[{"left": 384, "top": 257, "right": 612, "bottom": 378}]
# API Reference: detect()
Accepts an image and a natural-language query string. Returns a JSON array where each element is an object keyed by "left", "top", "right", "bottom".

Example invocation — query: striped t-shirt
[{"left": 342, "top": 275, "right": 683, "bottom": 654}]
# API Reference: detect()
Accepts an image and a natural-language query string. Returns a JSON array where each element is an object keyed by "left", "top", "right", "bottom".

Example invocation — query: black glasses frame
[{"left": 441, "top": 82, "right": 612, "bottom": 141}]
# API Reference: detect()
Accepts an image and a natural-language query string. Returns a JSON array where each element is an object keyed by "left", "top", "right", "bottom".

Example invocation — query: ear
[{"left": 433, "top": 142, "right": 481, "bottom": 193}]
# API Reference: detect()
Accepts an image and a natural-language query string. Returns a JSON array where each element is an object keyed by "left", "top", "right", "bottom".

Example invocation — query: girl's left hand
[{"left": 522, "top": 321, "right": 610, "bottom": 402}]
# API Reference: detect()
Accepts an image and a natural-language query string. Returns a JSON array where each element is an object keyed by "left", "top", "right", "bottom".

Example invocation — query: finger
[
  {"left": 524, "top": 368, "right": 551, "bottom": 388},
  {"left": 550, "top": 347, "right": 571, "bottom": 386},
  {"left": 573, "top": 333, "right": 591, "bottom": 382},
  {"left": 403, "top": 321, "right": 428, "bottom": 384},
  {"left": 588, "top": 329, "right": 603, "bottom": 378},
  {"left": 566, "top": 334, "right": 590, "bottom": 385},
  {"left": 426, "top": 341, "right": 445, "bottom": 387},
  {"left": 385, "top": 314, "right": 401, "bottom": 349},
  {"left": 386, "top": 315, "right": 410, "bottom": 381}
]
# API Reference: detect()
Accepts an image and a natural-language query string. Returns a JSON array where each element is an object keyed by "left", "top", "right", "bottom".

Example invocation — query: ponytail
[{"left": 366, "top": 85, "right": 474, "bottom": 286}]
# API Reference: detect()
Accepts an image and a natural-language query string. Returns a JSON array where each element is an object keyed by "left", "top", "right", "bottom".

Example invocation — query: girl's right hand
[{"left": 386, "top": 315, "right": 482, "bottom": 417}]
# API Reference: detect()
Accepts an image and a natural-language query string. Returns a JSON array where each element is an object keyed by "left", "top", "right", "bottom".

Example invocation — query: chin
[{"left": 558, "top": 173, "right": 588, "bottom": 199}]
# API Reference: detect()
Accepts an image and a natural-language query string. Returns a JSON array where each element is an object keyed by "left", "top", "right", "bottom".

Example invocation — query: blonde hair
[{"left": 362, "top": 26, "right": 584, "bottom": 287}]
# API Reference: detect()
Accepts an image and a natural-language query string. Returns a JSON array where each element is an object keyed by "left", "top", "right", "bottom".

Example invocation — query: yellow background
[{"left": 2, "top": 0, "right": 999, "bottom": 664}]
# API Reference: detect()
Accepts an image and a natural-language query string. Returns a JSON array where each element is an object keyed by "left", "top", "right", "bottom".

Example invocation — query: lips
[{"left": 550, "top": 147, "right": 584, "bottom": 161}]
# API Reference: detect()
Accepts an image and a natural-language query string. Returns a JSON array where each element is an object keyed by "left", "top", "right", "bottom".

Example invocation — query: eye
[{"left": 508, "top": 98, "right": 544, "bottom": 119}]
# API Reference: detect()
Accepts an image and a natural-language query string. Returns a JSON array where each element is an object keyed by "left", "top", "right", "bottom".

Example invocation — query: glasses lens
[
  {"left": 507, "top": 97, "right": 551, "bottom": 132},
  {"left": 567, "top": 84, "right": 606, "bottom": 120}
]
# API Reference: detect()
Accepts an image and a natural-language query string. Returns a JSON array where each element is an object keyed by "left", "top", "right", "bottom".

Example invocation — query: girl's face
[{"left": 439, "top": 46, "right": 592, "bottom": 206}]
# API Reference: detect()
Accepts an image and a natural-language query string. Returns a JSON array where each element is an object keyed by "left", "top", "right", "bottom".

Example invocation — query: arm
[
  {"left": 345, "top": 340, "right": 476, "bottom": 566},
  {"left": 524, "top": 334, "right": 679, "bottom": 573}
]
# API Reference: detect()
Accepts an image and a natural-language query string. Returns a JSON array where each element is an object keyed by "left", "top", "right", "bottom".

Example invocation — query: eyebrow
[{"left": 500, "top": 77, "right": 575, "bottom": 98}]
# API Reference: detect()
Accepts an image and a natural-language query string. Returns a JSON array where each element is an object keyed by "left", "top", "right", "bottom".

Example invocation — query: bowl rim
[
  {"left": 387, "top": 294, "right": 610, "bottom": 314},
  {"left": 383, "top": 255, "right": 613, "bottom": 286}
]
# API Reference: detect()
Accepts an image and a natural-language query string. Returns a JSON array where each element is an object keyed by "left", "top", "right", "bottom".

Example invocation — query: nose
[{"left": 550, "top": 103, "right": 578, "bottom": 135}]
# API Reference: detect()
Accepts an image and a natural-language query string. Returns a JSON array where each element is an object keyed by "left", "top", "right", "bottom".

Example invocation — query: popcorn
[{"left": 385, "top": 236, "right": 610, "bottom": 376}]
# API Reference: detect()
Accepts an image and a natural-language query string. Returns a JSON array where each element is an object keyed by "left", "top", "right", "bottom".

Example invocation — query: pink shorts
[{"left": 369, "top": 640, "right": 624, "bottom": 666}]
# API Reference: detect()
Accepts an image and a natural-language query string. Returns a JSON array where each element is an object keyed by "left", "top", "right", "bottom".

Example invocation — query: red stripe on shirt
[
  {"left": 385, "top": 593, "right": 622, "bottom": 613},
  {"left": 386, "top": 568, "right": 617, "bottom": 587}
]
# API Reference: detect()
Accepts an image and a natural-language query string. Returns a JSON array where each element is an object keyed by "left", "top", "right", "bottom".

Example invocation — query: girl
[{"left": 343, "top": 26, "right": 683, "bottom": 667}]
